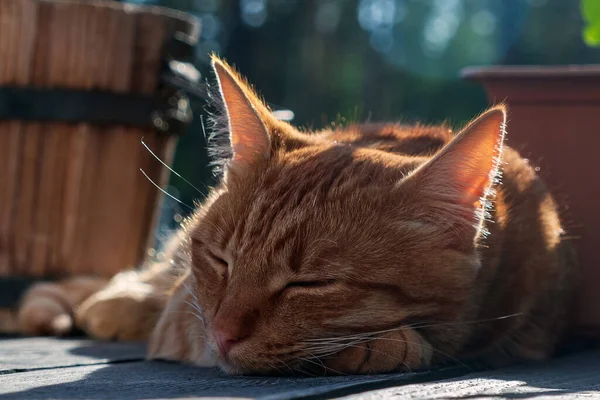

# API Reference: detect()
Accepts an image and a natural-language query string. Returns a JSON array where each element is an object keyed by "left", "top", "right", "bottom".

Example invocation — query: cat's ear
[
  {"left": 402, "top": 107, "right": 506, "bottom": 240},
  {"left": 211, "top": 56, "right": 271, "bottom": 166}
]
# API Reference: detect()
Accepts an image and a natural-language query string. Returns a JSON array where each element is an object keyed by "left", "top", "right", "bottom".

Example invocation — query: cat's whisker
[
  {"left": 181, "top": 278, "right": 199, "bottom": 298},
  {"left": 141, "top": 138, "right": 205, "bottom": 195},
  {"left": 303, "top": 331, "right": 471, "bottom": 372},
  {"left": 304, "top": 334, "right": 379, "bottom": 343},
  {"left": 292, "top": 362, "right": 319, "bottom": 377},
  {"left": 185, "top": 310, "right": 206, "bottom": 324},
  {"left": 404, "top": 313, "right": 523, "bottom": 331},
  {"left": 303, "top": 313, "right": 523, "bottom": 345},
  {"left": 140, "top": 168, "right": 195, "bottom": 211},
  {"left": 302, "top": 338, "right": 371, "bottom": 359},
  {"left": 266, "top": 360, "right": 285, "bottom": 376},
  {"left": 295, "top": 355, "right": 346, "bottom": 376},
  {"left": 302, "top": 345, "right": 348, "bottom": 358},
  {"left": 303, "top": 344, "right": 352, "bottom": 353},
  {"left": 303, "top": 351, "right": 329, "bottom": 377},
  {"left": 361, "top": 336, "right": 470, "bottom": 371},
  {"left": 326, "top": 335, "right": 470, "bottom": 372},
  {"left": 181, "top": 281, "right": 205, "bottom": 320},
  {"left": 183, "top": 296, "right": 203, "bottom": 315},
  {"left": 303, "top": 339, "right": 366, "bottom": 353},
  {"left": 181, "top": 292, "right": 202, "bottom": 313},
  {"left": 188, "top": 303, "right": 203, "bottom": 316},
  {"left": 182, "top": 301, "right": 205, "bottom": 322},
  {"left": 274, "top": 357, "right": 298, "bottom": 376}
]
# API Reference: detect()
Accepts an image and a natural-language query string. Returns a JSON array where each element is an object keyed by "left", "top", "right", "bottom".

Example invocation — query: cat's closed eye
[
  {"left": 208, "top": 254, "right": 227, "bottom": 267},
  {"left": 284, "top": 280, "right": 336, "bottom": 290},
  {"left": 205, "top": 252, "right": 228, "bottom": 278}
]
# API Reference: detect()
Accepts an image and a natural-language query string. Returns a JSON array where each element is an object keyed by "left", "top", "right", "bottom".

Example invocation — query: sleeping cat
[{"left": 15, "top": 56, "right": 576, "bottom": 375}]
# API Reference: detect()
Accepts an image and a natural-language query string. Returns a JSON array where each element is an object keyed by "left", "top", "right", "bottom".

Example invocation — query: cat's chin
[
  {"left": 216, "top": 360, "right": 281, "bottom": 376},
  {"left": 215, "top": 352, "right": 297, "bottom": 376},
  {"left": 213, "top": 350, "right": 255, "bottom": 375},
  {"left": 216, "top": 361, "right": 245, "bottom": 375}
]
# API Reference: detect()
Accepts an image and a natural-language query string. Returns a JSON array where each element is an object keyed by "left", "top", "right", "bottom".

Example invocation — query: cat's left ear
[
  {"left": 401, "top": 106, "right": 506, "bottom": 240},
  {"left": 211, "top": 57, "right": 272, "bottom": 167}
]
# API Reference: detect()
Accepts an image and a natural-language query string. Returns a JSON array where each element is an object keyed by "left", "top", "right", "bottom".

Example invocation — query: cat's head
[{"left": 186, "top": 57, "right": 506, "bottom": 374}]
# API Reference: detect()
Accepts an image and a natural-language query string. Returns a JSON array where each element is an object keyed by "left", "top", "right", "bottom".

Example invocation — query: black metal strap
[
  {"left": 0, "top": 34, "right": 204, "bottom": 135},
  {"left": 0, "top": 277, "right": 52, "bottom": 308},
  {"left": 0, "top": 87, "right": 158, "bottom": 127}
]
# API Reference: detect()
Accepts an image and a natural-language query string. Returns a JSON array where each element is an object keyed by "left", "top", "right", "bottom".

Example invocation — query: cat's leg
[
  {"left": 322, "top": 328, "right": 433, "bottom": 374},
  {"left": 17, "top": 264, "right": 172, "bottom": 339},
  {"left": 74, "top": 260, "right": 177, "bottom": 341},
  {"left": 73, "top": 234, "right": 189, "bottom": 341},
  {"left": 18, "top": 276, "right": 108, "bottom": 336}
]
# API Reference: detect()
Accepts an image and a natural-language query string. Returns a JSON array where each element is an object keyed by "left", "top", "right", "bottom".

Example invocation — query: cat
[{"left": 14, "top": 56, "right": 576, "bottom": 375}]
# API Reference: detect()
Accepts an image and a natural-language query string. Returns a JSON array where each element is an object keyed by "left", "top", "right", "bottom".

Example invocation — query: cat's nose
[{"left": 213, "top": 327, "right": 248, "bottom": 356}]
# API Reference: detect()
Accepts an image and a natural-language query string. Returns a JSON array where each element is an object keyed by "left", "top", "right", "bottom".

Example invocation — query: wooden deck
[{"left": 0, "top": 337, "right": 598, "bottom": 399}]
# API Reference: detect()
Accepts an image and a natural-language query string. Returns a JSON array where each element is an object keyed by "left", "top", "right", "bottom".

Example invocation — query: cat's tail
[{"left": 17, "top": 277, "right": 107, "bottom": 336}]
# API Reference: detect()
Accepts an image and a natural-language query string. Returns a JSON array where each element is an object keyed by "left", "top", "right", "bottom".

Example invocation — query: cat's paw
[
  {"left": 18, "top": 283, "right": 74, "bottom": 336},
  {"left": 322, "top": 329, "right": 432, "bottom": 374},
  {"left": 18, "top": 277, "right": 107, "bottom": 336},
  {"left": 75, "top": 272, "right": 164, "bottom": 341}
]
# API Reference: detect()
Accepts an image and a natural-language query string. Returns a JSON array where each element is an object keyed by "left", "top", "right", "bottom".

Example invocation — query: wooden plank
[
  {"left": 0, "top": 360, "right": 433, "bottom": 400},
  {"left": 0, "top": 338, "right": 145, "bottom": 372},
  {"left": 0, "top": 338, "right": 463, "bottom": 399},
  {"left": 0, "top": 0, "right": 37, "bottom": 276},
  {"left": 1, "top": 338, "right": 598, "bottom": 399},
  {"left": 11, "top": 0, "right": 48, "bottom": 277}
]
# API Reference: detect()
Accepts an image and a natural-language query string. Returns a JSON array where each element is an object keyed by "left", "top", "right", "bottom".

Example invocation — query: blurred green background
[{"left": 119, "top": 0, "right": 600, "bottom": 245}]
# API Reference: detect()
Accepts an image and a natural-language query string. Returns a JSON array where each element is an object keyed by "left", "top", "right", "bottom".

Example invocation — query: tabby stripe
[
  {"left": 397, "top": 330, "right": 408, "bottom": 371},
  {"left": 357, "top": 340, "right": 372, "bottom": 373},
  {"left": 358, "top": 281, "right": 461, "bottom": 308}
]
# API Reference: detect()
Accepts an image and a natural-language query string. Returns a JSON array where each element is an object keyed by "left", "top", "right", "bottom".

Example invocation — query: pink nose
[{"left": 213, "top": 327, "right": 247, "bottom": 356}]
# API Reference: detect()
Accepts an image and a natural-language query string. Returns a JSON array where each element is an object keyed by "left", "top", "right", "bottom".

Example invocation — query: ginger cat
[{"left": 15, "top": 56, "right": 576, "bottom": 375}]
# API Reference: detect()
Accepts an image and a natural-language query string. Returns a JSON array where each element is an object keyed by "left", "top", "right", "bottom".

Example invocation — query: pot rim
[{"left": 462, "top": 65, "right": 600, "bottom": 81}]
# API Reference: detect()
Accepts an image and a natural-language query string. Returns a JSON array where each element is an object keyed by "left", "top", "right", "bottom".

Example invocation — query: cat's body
[{"left": 13, "top": 57, "right": 576, "bottom": 375}]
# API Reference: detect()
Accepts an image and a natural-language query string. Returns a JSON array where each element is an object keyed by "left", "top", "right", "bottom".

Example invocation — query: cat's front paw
[
  {"left": 18, "top": 283, "right": 75, "bottom": 336},
  {"left": 75, "top": 272, "right": 165, "bottom": 341},
  {"left": 17, "top": 277, "right": 107, "bottom": 336},
  {"left": 322, "top": 329, "right": 432, "bottom": 374}
]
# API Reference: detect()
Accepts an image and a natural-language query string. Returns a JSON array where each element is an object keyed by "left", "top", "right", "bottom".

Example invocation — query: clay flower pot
[{"left": 463, "top": 65, "right": 600, "bottom": 334}]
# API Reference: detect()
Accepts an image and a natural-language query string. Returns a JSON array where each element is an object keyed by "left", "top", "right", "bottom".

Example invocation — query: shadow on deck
[{"left": 0, "top": 337, "right": 598, "bottom": 399}]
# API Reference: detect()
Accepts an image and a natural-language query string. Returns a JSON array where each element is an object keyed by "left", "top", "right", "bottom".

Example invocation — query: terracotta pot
[{"left": 462, "top": 65, "right": 600, "bottom": 334}]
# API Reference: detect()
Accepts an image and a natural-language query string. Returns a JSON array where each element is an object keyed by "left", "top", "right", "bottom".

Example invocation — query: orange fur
[
  {"left": 15, "top": 57, "right": 576, "bottom": 376},
  {"left": 18, "top": 277, "right": 107, "bottom": 336}
]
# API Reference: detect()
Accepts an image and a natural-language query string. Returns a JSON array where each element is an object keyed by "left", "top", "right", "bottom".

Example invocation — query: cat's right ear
[{"left": 211, "top": 57, "right": 272, "bottom": 168}]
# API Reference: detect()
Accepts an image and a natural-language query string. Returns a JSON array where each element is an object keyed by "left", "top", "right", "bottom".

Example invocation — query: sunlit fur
[{"left": 15, "top": 58, "right": 576, "bottom": 376}]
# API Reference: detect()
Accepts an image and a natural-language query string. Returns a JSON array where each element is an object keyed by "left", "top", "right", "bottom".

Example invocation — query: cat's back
[
  {"left": 325, "top": 122, "right": 561, "bottom": 229},
  {"left": 324, "top": 122, "right": 453, "bottom": 158}
]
